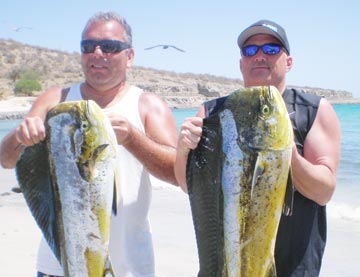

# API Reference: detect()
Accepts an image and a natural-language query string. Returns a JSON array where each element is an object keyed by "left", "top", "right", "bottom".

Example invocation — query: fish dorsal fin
[
  {"left": 186, "top": 113, "right": 224, "bottom": 275},
  {"left": 15, "top": 143, "right": 61, "bottom": 263}
]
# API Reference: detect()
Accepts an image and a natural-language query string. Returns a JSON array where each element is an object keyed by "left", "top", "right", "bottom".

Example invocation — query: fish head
[
  {"left": 225, "top": 86, "right": 293, "bottom": 151},
  {"left": 80, "top": 100, "right": 117, "bottom": 158},
  {"left": 45, "top": 100, "right": 117, "bottom": 181}
]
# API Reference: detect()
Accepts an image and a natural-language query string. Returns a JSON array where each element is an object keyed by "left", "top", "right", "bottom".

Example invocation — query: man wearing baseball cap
[
  {"left": 237, "top": 19, "right": 292, "bottom": 95},
  {"left": 237, "top": 19, "right": 340, "bottom": 276},
  {"left": 175, "top": 19, "right": 341, "bottom": 276},
  {"left": 237, "top": 19, "right": 290, "bottom": 55}
]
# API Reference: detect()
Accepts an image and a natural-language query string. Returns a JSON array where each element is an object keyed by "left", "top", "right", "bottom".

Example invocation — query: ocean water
[
  {"left": 0, "top": 118, "right": 21, "bottom": 141},
  {"left": 325, "top": 104, "right": 360, "bottom": 223},
  {"left": 0, "top": 105, "right": 359, "bottom": 223}
]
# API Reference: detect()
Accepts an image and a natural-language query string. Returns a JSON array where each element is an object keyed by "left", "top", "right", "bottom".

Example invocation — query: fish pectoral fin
[
  {"left": 92, "top": 144, "right": 109, "bottom": 161},
  {"left": 80, "top": 144, "right": 110, "bottom": 181},
  {"left": 269, "top": 259, "right": 277, "bottom": 276},
  {"left": 112, "top": 178, "right": 118, "bottom": 216},
  {"left": 251, "top": 155, "right": 264, "bottom": 198},
  {"left": 112, "top": 165, "right": 121, "bottom": 216},
  {"left": 104, "top": 254, "right": 115, "bottom": 276},
  {"left": 282, "top": 169, "right": 294, "bottom": 216}
]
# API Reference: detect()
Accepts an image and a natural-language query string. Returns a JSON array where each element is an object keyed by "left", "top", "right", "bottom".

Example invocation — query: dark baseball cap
[{"left": 237, "top": 19, "right": 290, "bottom": 54}]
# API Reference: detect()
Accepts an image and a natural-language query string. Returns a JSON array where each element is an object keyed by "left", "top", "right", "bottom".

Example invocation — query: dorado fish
[
  {"left": 187, "top": 86, "right": 294, "bottom": 277},
  {"left": 15, "top": 100, "right": 118, "bottom": 277}
]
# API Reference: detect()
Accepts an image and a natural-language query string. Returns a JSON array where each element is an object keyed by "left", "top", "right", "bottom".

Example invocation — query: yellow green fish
[
  {"left": 187, "top": 86, "right": 294, "bottom": 276},
  {"left": 16, "top": 100, "right": 118, "bottom": 277}
]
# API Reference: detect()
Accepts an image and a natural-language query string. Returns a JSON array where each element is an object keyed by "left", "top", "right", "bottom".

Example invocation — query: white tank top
[{"left": 36, "top": 83, "right": 155, "bottom": 276}]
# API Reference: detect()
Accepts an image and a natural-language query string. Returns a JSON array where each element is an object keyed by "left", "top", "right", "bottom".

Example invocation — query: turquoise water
[
  {"left": 0, "top": 105, "right": 359, "bottom": 222},
  {"left": 176, "top": 105, "right": 360, "bottom": 223},
  {"left": 326, "top": 105, "right": 360, "bottom": 222},
  {"left": 172, "top": 108, "right": 198, "bottom": 129},
  {"left": 0, "top": 119, "right": 21, "bottom": 140}
]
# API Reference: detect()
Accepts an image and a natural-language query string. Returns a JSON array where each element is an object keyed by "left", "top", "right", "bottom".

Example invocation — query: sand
[
  {"left": 1, "top": 166, "right": 360, "bottom": 276},
  {"left": 0, "top": 98, "right": 359, "bottom": 276},
  {"left": 0, "top": 167, "right": 198, "bottom": 277}
]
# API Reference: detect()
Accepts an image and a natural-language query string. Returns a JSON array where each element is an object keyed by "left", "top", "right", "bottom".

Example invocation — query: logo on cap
[{"left": 262, "top": 23, "right": 278, "bottom": 33}]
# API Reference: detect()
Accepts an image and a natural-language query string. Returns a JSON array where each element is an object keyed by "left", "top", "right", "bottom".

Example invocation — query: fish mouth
[
  {"left": 259, "top": 86, "right": 274, "bottom": 106},
  {"left": 85, "top": 100, "right": 91, "bottom": 118},
  {"left": 84, "top": 100, "right": 96, "bottom": 128}
]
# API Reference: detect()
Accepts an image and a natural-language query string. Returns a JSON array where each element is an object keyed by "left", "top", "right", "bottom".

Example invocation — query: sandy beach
[
  {"left": 0, "top": 167, "right": 199, "bottom": 277},
  {"left": 1, "top": 166, "right": 360, "bottom": 277},
  {"left": 1, "top": 98, "right": 359, "bottom": 276}
]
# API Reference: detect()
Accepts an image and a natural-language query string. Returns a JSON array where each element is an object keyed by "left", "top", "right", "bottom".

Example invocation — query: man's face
[
  {"left": 240, "top": 34, "right": 292, "bottom": 90},
  {"left": 81, "top": 20, "right": 134, "bottom": 91}
]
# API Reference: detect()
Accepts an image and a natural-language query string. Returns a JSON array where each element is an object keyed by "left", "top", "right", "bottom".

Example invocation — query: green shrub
[{"left": 14, "top": 79, "right": 42, "bottom": 96}]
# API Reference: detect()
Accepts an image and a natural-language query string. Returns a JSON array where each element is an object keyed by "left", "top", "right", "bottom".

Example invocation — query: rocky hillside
[{"left": 0, "top": 39, "right": 356, "bottom": 108}]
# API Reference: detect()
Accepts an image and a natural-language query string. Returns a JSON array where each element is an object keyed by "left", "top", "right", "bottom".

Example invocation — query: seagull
[
  {"left": 144, "top": 44, "right": 185, "bottom": 52},
  {"left": 11, "top": 25, "right": 32, "bottom": 32}
]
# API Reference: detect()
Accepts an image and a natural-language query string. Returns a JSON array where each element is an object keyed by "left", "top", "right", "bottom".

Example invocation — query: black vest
[{"left": 204, "top": 88, "right": 325, "bottom": 277}]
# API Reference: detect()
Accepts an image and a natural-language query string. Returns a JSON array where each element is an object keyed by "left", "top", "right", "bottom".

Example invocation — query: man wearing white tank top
[{"left": 0, "top": 11, "right": 179, "bottom": 277}]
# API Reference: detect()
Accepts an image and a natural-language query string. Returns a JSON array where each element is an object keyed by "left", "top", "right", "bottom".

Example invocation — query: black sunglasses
[
  {"left": 80, "top": 39, "right": 131, "bottom": 54},
  {"left": 241, "top": 43, "right": 284, "bottom": 57}
]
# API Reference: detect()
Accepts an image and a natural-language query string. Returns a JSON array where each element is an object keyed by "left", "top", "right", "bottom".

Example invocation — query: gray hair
[{"left": 82, "top": 11, "right": 133, "bottom": 46}]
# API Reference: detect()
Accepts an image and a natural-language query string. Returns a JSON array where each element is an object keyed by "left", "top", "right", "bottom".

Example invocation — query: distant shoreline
[
  {"left": 328, "top": 98, "right": 360, "bottom": 105},
  {"left": 0, "top": 97, "right": 359, "bottom": 121},
  {"left": 0, "top": 111, "right": 27, "bottom": 120}
]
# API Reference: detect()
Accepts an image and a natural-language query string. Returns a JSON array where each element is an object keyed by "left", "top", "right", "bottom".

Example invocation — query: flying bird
[
  {"left": 144, "top": 44, "right": 185, "bottom": 52},
  {"left": 11, "top": 25, "right": 32, "bottom": 32}
]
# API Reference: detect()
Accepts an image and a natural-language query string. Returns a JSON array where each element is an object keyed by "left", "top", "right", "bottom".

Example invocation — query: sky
[{"left": 1, "top": 0, "right": 360, "bottom": 98}]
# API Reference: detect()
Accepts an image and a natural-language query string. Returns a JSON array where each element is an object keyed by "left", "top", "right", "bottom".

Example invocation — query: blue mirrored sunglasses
[
  {"left": 241, "top": 43, "right": 284, "bottom": 57},
  {"left": 81, "top": 39, "right": 131, "bottom": 54}
]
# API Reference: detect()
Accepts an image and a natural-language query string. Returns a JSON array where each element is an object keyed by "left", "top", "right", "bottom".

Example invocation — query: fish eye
[
  {"left": 81, "top": 121, "right": 89, "bottom": 131},
  {"left": 261, "top": 105, "right": 270, "bottom": 115}
]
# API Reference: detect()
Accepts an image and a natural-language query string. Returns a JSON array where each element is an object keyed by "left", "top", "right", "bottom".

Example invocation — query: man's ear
[
  {"left": 127, "top": 48, "right": 135, "bottom": 68},
  {"left": 286, "top": 55, "right": 293, "bottom": 72}
]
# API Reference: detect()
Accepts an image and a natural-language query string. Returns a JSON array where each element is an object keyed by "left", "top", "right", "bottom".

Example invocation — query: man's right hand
[{"left": 15, "top": 116, "right": 46, "bottom": 147}]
